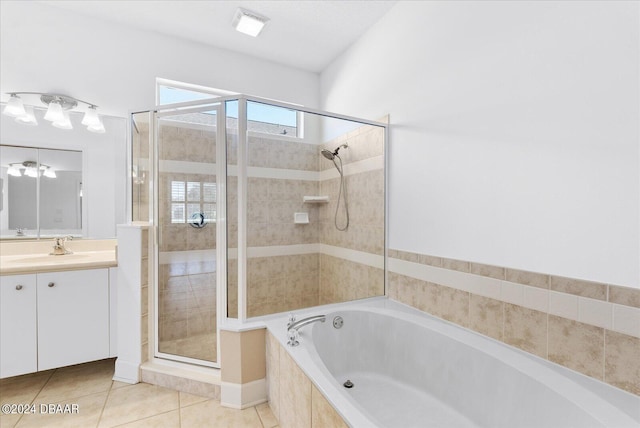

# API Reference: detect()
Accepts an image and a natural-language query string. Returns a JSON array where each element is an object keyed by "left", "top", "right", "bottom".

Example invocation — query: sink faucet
[
  {"left": 50, "top": 236, "right": 73, "bottom": 255},
  {"left": 15, "top": 228, "right": 25, "bottom": 237},
  {"left": 287, "top": 315, "right": 325, "bottom": 346}
]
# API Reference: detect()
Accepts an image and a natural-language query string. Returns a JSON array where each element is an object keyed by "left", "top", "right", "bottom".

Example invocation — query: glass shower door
[{"left": 155, "top": 104, "right": 221, "bottom": 366}]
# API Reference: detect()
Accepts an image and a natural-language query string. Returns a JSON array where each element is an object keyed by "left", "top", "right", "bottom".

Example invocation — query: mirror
[
  {"left": 1, "top": 104, "right": 127, "bottom": 240},
  {"left": 0, "top": 145, "right": 83, "bottom": 239}
]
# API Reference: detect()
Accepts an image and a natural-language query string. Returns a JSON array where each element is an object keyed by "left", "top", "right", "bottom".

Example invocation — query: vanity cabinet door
[
  {"left": 0, "top": 274, "right": 37, "bottom": 378},
  {"left": 37, "top": 269, "right": 110, "bottom": 370}
]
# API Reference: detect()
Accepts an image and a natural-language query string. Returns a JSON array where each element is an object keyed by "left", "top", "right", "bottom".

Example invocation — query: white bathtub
[{"left": 265, "top": 299, "right": 640, "bottom": 428}]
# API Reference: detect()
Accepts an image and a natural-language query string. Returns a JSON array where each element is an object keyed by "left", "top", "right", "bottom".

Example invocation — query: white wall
[
  {"left": 0, "top": 2, "right": 319, "bottom": 117},
  {"left": 1, "top": 1, "right": 320, "bottom": 236},
  {"left": 321, "top": 1, "right": 640, "bottom": 288}
]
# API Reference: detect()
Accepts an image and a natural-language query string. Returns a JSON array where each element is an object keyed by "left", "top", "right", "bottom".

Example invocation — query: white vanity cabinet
[
  {"left": 0, "top": 268, "right": 111, "bottom": 378},
  {"left": 0, "top": 274, "right": 38, "bottom": 377},
  {"left": 37, "top": 269, "right": 110, "bottom": 370}
]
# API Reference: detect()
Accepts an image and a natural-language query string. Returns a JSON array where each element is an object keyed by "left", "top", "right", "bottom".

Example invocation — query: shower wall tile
[
  {"left": 247, "top": 254, "right": 320, "bottom": 318},
  {"left": 319, "top": 254, "right": 383, "bottom": 306},
  {"left": 388, "top": 248, "right": 640, "bottom": 395}
]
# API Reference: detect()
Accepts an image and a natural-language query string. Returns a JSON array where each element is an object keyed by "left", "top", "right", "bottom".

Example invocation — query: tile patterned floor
[{"left": 0, "top": 359, "right": 279, "bottom": 428}]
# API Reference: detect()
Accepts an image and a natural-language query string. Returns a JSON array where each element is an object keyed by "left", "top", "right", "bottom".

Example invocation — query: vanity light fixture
[
  {"left": 7, "top": 161, "right": 56, "bottom": 179},
  {"left": 3, "top": 92, "right": 106, "bottom": 133},
  {"left": 232, "top": 8, "right": 268, "bottom": 37}
]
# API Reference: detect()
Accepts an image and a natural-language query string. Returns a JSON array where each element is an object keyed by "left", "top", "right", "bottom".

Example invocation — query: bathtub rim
[{"left": 264, "top": 298, "right": 640, "bottom": 428}]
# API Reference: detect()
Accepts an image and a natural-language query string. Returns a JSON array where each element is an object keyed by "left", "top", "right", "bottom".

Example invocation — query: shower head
[
  {"left": 321, "top": 149, "right": 335, "bottom": 160},
  {"left": 321, "top": 142, "right": 348, "bottom": 161}
]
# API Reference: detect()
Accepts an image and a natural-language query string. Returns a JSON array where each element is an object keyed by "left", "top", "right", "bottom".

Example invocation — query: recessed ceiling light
[{"left": 232, "top": 7, "right": 268, "bottom": 37}]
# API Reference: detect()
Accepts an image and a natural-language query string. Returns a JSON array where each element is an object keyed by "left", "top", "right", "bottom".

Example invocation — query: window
[
  {"left": 171, "top": 180, "right": 216, "bottom": 224},
  {"left": 157, "top": 79, "right": 301, "bottom": 137}
]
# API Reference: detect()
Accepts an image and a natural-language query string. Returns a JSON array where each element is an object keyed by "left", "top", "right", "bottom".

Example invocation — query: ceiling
[{"left": 37, "top": 0, "right": 397, "bottom": 73}]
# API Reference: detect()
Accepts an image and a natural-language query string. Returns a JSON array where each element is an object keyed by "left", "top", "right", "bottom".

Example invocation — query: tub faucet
[
  {"left": 287, "top": 315, "right": 325, "bottom": 347},
  {"left": 50, "top": 236, "right": 73, "bottom": 255}
]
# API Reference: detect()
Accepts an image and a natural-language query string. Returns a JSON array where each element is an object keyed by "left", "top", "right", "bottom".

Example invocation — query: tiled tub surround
[
  {"left": 264, "top": 299, "right": 640, "bottom": 428},
  {"left": 388, "top": 249, "right": 640, "bottom": 395}
]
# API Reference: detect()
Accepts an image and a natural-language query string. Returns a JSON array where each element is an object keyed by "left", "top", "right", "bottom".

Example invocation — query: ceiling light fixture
[
  {"left": 232, "top": 8, "right": 268, "bottom": 37},
  {"left": 3, "top": 92, "right": 106, "bottom": 133}
]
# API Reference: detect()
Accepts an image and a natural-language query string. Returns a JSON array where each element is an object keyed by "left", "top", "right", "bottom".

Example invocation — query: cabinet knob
[
  {"left": 48, "top": 282, "right": 55, "bottom": 288},
  {"left": 15, "top": 284, "right": 23, "bottom": 290}
]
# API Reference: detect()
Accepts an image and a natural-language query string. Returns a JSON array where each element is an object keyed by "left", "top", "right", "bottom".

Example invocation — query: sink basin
[{"left": 10, "top": 254, "right": 90, "bottom": 264}]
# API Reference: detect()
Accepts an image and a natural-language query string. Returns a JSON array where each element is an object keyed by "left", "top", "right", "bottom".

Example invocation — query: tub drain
[{"left": 343, "top": 380, "right": 354, "bottom": 389}]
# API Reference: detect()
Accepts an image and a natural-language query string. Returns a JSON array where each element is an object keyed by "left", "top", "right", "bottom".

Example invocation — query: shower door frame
[
  {"left": 146, "top": 93, "right": 389, "bottom": 365},
  {"left": 151, "top": 99, "right": 227, "bottom": 368}
]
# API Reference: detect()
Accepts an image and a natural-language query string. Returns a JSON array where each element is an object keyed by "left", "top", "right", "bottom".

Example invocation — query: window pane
[
  {"left": 171, "top": 181, "right": 185, "bottom": 202},
  {"left": 187, "top": 203, "right": 201, "bottom": 219},
  {"left": 203, "top": 203, "right": 216, "bottom": 222},
  {"left": 171, "top": 203, "right": 185, "bottom": 223},
  {"left": 203, "top": 182, "right": 217, "bottom": 202},
  {"left": 187, "top": 182, "right": 200, "bottom": 201}
]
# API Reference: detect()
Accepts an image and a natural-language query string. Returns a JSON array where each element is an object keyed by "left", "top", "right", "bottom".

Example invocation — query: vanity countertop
[{"left": 0, "top": 239, "right": 117, "bottom": 275}]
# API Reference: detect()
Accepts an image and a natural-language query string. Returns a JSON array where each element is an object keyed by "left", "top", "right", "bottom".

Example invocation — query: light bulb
[
  {"left": 43, "top": 168, "right": 57, "bottom": 178},
  {"left": 87, "top": 118, "right": 106, "bottom": 133},
  {"left": 15, "top": 105, "right": 38, "bottom": 126},
  {"left": 7, "top": 165, "right": 22, "bottom": 177},
  {"left": 3, "top": 94, "right": 26, "bottom": 118},
  {"left": 24, "top": 166, "right": 38, "bottom": 178},
  {"left": 44, "top": 100, "right": 65, "bottom": 122},
  {"left": 81, "top": 106, "right": 100, "bottom": 126},
  {"left": 52, "top": 110, "right": 73, "bottom": 130}
]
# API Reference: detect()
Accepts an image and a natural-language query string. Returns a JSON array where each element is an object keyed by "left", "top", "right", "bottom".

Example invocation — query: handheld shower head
[
  {"left": 321, "top": 142, "right": 348, "bottom": 161},
  {"left": 321, "top": 149, "right": 335, "bottom": 160}
]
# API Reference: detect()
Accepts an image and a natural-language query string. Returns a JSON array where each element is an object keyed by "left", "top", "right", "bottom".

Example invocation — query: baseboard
[{"left": 220, "top": 378, "right": 267, "bottom": 409}]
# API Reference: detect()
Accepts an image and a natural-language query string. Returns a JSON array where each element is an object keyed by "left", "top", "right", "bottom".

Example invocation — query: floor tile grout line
[{"left": 95, "top": 379, "right": 115, "bottom": 428}]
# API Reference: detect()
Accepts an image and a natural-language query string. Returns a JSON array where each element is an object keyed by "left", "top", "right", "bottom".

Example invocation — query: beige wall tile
[
  {"left": 548, "top": 316, "right": 604, "bottom": 380},
  {"left": 504, "top": 304, "right": 547, "bottom": 358},
  {"left": 470, "top": 263, "right": 504, "bottom": 280},
  {"left": 436, "top": 285, "right": 470, "bottom": 327},
  {"left": 605, "top": 331, "right": 640, "bottom": 395},
  {"left": 311, "top": 384, "right": 348, "bottom": 428},
  {"left": 266, "top": 332, "right": 280, "bottom": 421},
  {"left": 505, "top": 269, "right": 549, "bottom": 289},
  {"left": 609, "top": 285, "right": 640, "bottom": 309},
  {"left": 419, "top": 254, "right": 442, "bottom": 267},
  {"left": 550, "top": 276, "right": 607, "bottom": 301},
  {"left": 441, "top": 258, "right": 470, "bottom": 273},
  {"left": 278, "top": 349, "right": 311, "bottom": 428},
  {"left": 469, "top": 294, "right": 504, "bottom": 341}
]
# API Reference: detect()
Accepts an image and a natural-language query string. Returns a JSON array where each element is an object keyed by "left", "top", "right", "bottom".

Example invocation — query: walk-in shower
[
  {"left": 131, "top": 93, "right": 387, "bottom": 366},
  {"left": 321, "top": 143, "right": 349, "bottom": 231}
]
